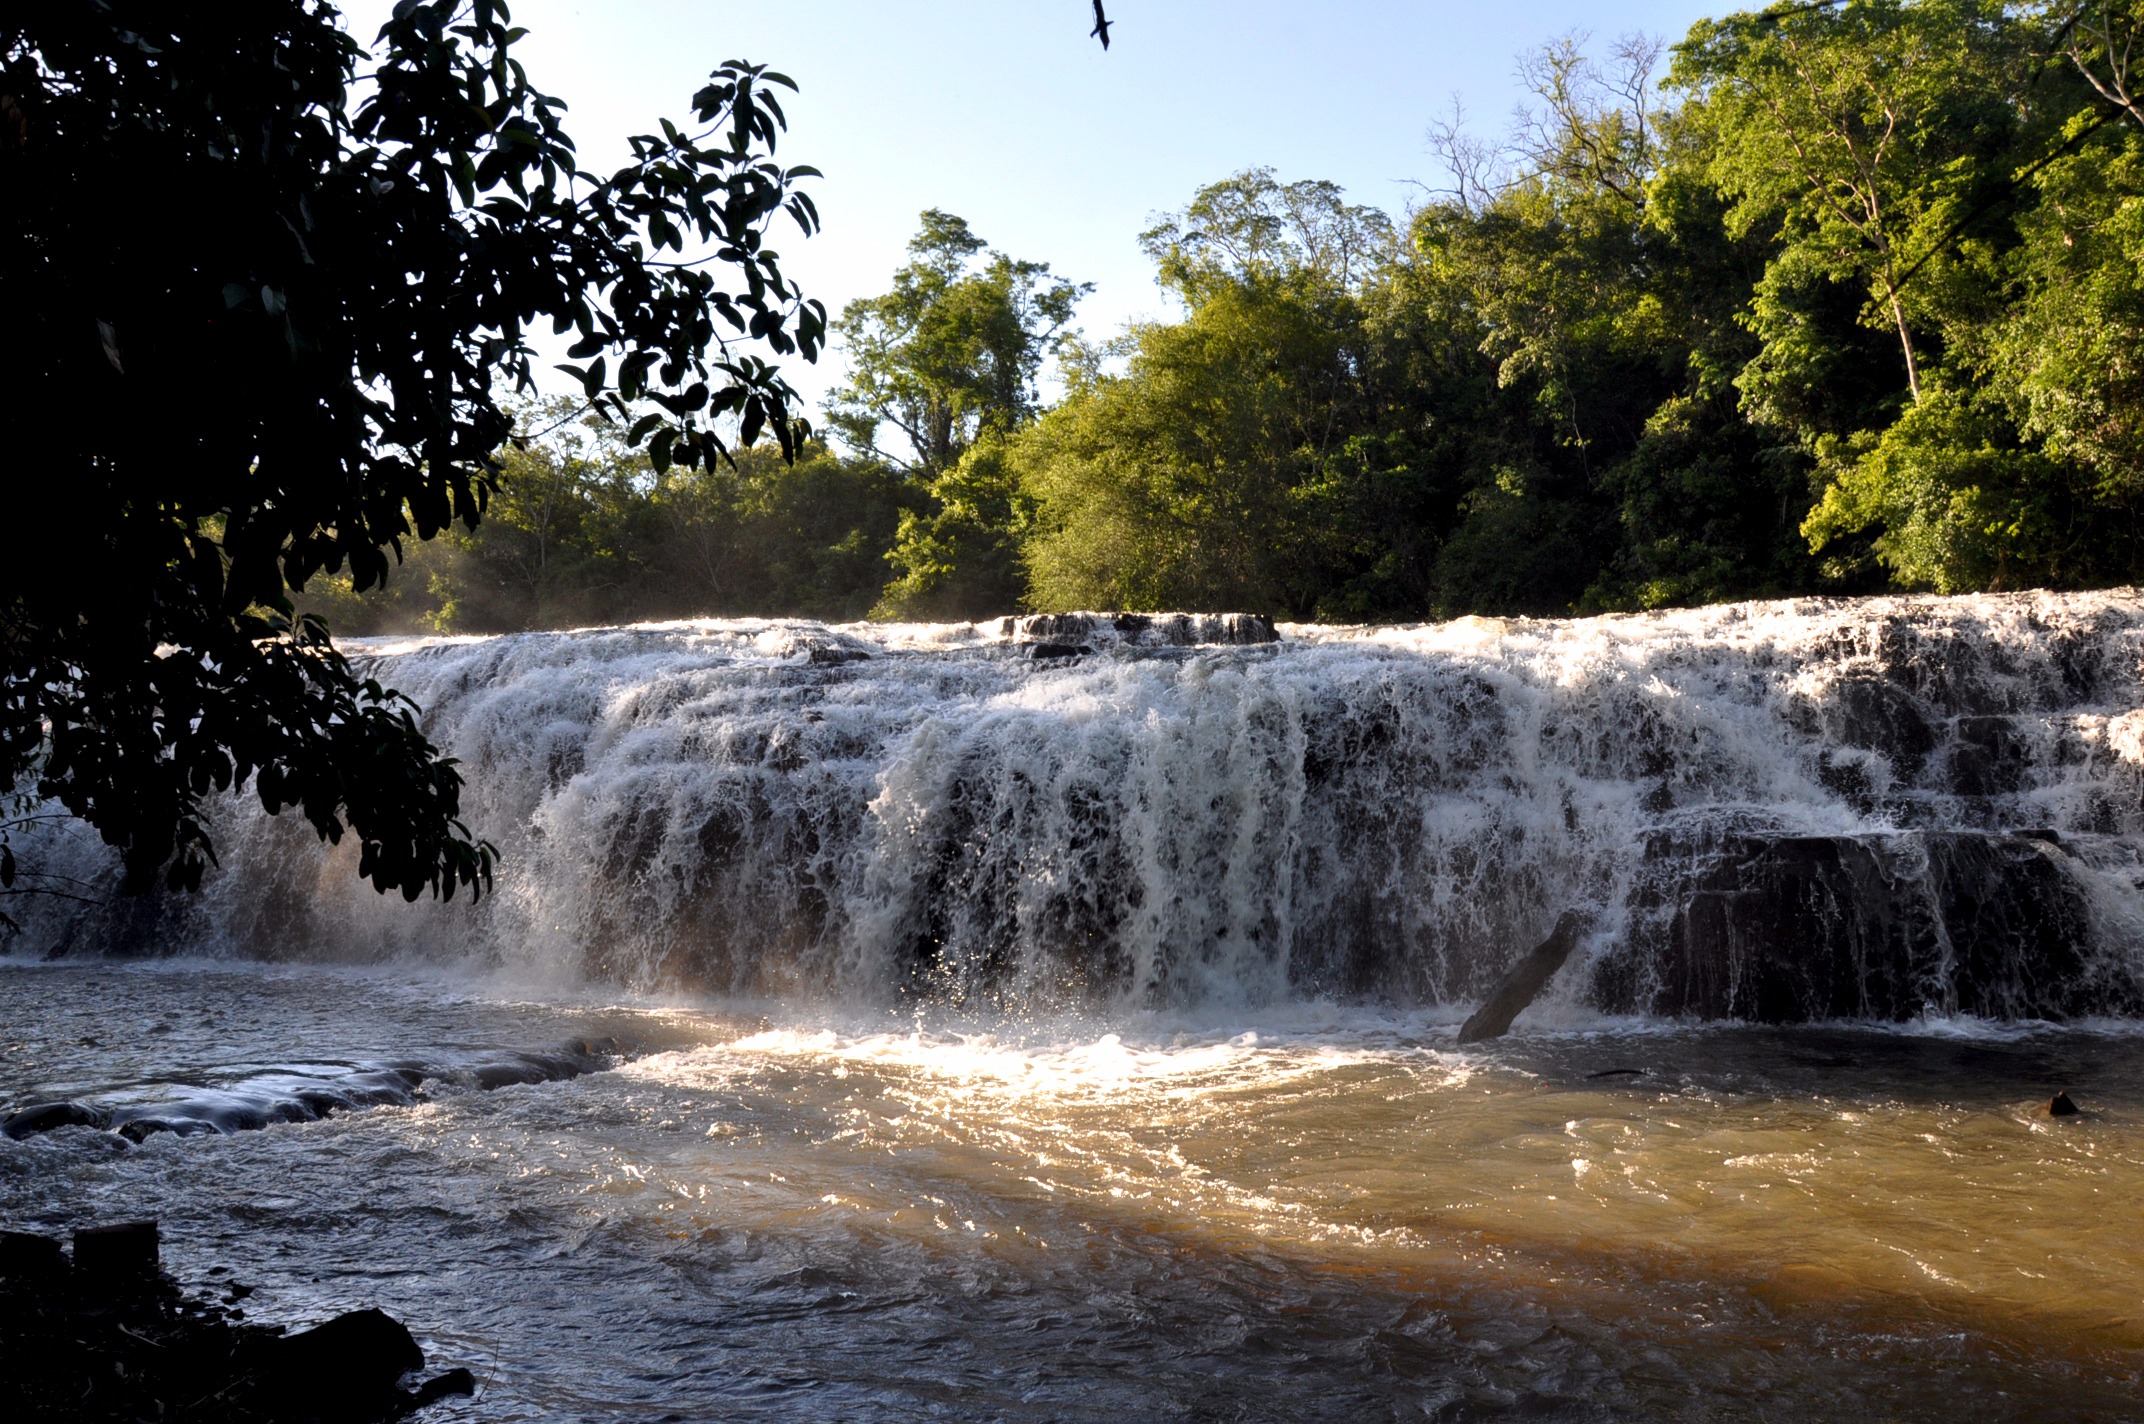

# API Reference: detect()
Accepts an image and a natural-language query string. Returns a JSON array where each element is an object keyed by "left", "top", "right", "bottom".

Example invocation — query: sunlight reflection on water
[{"left": 4, "top": 960, "right": 2142, "bottom": 1421}]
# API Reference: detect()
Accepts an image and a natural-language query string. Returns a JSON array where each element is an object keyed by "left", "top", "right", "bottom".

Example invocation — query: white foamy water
[{"left": 15, "top": 593, "right": 2144, "bottom": 1024}]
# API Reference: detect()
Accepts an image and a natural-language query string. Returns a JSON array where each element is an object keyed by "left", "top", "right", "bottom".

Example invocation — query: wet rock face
[
  {"left": 1593, "top": 831, "right": 2131, "bottom": 1023},
  {"left": 1822, "top": 672, "right": 1938, "bottom": 782},
  {"left": 2, "top": 1101, "right": 111, "bottom": 1139},
  {"left": 996, "top": 611, "right": 1279, "bottom": 647}
]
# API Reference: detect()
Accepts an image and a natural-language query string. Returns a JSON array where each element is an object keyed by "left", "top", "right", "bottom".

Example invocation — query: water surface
[{"left": 6, "top": 961, "right": 2139, "bottom": 1421}]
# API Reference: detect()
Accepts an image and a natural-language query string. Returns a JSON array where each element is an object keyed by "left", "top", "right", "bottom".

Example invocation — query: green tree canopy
[
  {"left": 828, "top": 210, "right": 1088, "bottom": 479},
  {"left": 834, "top": 211, "right": 1089, "bottom": 621},
  {"left": 1021, "top": 171, "right": 1396, "bottom": 617}
]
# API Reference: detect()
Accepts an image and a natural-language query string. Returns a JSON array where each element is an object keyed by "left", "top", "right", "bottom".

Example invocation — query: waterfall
[{"left": 15, "top": 593, "right": 2144, "bottom": 1021}]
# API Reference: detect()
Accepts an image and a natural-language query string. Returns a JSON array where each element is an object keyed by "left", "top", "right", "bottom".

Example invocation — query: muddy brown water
[{"left": 4, "top": 961, "right": 2139, "bottom": 1421}]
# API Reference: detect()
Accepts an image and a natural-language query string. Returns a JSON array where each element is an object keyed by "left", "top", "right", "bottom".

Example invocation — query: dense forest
[{"left": 311, "top": 1, "right": 2144, "bottom": 633}]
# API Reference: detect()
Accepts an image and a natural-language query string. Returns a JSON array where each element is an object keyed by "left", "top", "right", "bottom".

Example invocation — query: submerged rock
[
  {"left": 3, "top": 1039, "right": 621, "bottom": 1151},
  {"left": 3, "top": 1101, "right": 110, "bottom": 1139}
]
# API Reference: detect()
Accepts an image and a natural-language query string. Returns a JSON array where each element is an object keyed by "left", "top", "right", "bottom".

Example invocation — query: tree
[
  {"left": 652, "top": 442, "right": 906, "bottom": 621},
  {"left": 2058, "top": 0, "right": 2144, "bottom": 128},
  {"left": 1, "top": 1, "right": 822, "bottom": 898},
  {"left": 1672, "top": 0, "right": 2019, "bottom": 405},
  {"left": 830, "top": 211, "right": 1086, "bottom": 620},
  {"left": 426, "top": 401, "right": 652, "bottom": 632},
  {"left": 871, "top": 436, "right": 1036, "bottom": 620},
  {"left": 828, "top": 210, "right": 1087, "bottom": 479},
  {"left": 1020, "top": 171, "right": 1397, "bottom": 617}
]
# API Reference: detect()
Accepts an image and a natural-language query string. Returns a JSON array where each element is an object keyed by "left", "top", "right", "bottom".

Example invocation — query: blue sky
[{"left": 347, "top": 1, "right": 1724, "bottom": 417}]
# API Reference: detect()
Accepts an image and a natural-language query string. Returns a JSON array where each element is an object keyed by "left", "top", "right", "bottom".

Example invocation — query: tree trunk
[{"left": 1888, "top": 285, "right": 1922, "bottom": 403}]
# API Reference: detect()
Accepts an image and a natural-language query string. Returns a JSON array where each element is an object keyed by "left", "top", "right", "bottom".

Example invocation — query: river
[{"left": 5, "top": 594, "right": 2143, "bottom": 1419}]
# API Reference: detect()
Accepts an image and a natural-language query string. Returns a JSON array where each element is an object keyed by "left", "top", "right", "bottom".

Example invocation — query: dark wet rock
[
  {"left": 1591, "top": 829, "right": 2132, "bottom": 1022},
  {"left": 469, "top": 1044, "right": 611, "bottom": 1090},
  {"left": 1820, "top": 672, "right": 1936, "bottom": 781},
  {"left": 116, "top": 1117, "right": 211, "bottom": 1144},
  {"left": 3, "top": 1100, "right": 111, "bottom": 1139},
  {"left": 72, "top": 1221, "right": 158, "bottom": 1284},
  {"left": 14, "top": 1042, "right": 620, "bottom": 1151},
  {"left": 0, "top": 1232, "right": 65, "bottom": 1281},
  {"left": 410, "top": 1367, "right": 477, "bottom": 1408},
  {"left": 805, "top": 646, "right": 871, "bottom": 666},
  {"left": 2050, "top": 1091, "right": 2080, "bottom": 1117},
  {"left": 1815, "top": 752, "right": 1877, "bottom": 814},
  {"left": 1949, "top": 714, "right": 2030, "bottom": 796},
  {"left": 1585, "top": 1068, "right": 1644, "bottom": 1080},
  {"left": 997, "top": 611, "right": 1278, "bottom": 646},
  {"left": 0, "top": 1226, "right": 470, "bottom": 1423},
  {"left": 1458, "top": 911, "right": 1588, "bottom": 1044},
  {"left": 256, "top": 1307, "right": 426, "bottom": 1418},
  {"left": 1025, "top": 642, "right": 1093, "bottom": 661}
]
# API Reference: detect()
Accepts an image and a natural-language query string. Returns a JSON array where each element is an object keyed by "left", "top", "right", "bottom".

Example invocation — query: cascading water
[{"left": 18, "top": 590, "right": 2144, "bottom": 1023}]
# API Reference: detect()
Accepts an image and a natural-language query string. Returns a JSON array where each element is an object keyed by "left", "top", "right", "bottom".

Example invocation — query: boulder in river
[
  {"left": 72, "top": 1221, "right": 158, "bottom": 1285},
  {"left": 0, "top": 1232, "right": 65, "bottom": 1282}
]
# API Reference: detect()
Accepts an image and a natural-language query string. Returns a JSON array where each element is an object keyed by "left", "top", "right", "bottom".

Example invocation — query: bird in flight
[{"left": 1091, "top": 0, "right": 1113, "bottom": 50}]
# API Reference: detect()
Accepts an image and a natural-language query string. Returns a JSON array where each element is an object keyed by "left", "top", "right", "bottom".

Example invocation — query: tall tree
[
  {"left": 1020, "top": 171, "right": 1397, "bottom": 617},
  {"left": 832, "top": 211, "right": 1086, "bottom": 620},
  {"left": 828, "top": 211, "right": 1088, "bottom": 479},
  {"left": 1672, "top": 0, "right": 2018, "bottom": 405}
]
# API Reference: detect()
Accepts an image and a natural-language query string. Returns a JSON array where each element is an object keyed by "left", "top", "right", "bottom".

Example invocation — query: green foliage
[
  {"left": 369, "top": 8, "right": 2144, "bottom": 626},
  {"left": 1653, "top": 0, "right": 2144, "bottom": 589},
  {"left": 652, "top": 441, "right": 905, "bottom": 622},
  {"left": 1802, "top": 380, "right": 2096, "bottom": 590},
  {"left": 1021, "top": 172, "right": 1402, "bottom": 617},
  {"left": 830, "top": 211, "right": 1089, "bottom": 621},
  {"left": 1672, "top": 0, "right": 2021, "bottom": 404},
  {"left": 874, "top": 437, "right": 1034, "bottom": 621},
  {"left": 304, "top": 401, "right": 903, "bottom": 631},
  {"left": 1994, "top": 128, "right": 2144, "bottom": 498},
  {"left": 829, "top": 211, "right": 1088, "bottom": 478},
  {"left": 2, "top": 2, "right": 820, "bottom": 894}
]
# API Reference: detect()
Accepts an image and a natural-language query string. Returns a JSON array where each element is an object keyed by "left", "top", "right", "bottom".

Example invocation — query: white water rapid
[{"left": 17, "top": 592, "right": 2144, "bottom": 1024}]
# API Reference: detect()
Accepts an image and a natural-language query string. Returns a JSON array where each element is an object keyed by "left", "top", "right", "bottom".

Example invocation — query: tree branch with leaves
[{"left": 1, "top": 0, "right": 822, "bottom": 899}]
